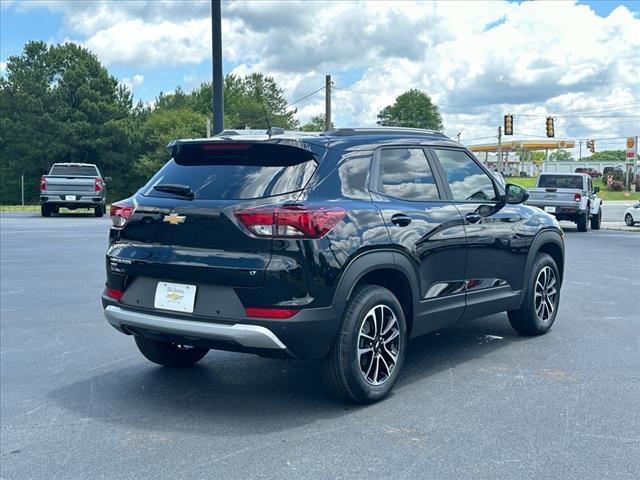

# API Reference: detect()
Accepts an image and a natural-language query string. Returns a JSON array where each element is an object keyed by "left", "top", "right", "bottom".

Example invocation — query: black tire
[
  {"left": 40, "top": 204, "right": 51, "bottom": 217},
  {"left": 590, "top": 208, "right": 601, "bottom": 230},
  {"left": 322, "top": 285, "right": 407, "bottom": 403},
  {"left": 625, "top": 214, "right": 635, "bottom": 227},
  {"left": 576, "top": 210, "right": 588, "bottom": 232},
  {"left": 134, "top": 335, "right": 208, "bottom": 367},
  {"left": 508, "top": 253, "right": 560, "bottom": 336},
  {"left": 95, "top": 204, "right": 105, "bottom": 217}
]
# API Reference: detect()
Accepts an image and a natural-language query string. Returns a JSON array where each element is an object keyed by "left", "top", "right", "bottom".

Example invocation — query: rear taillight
[
  {"left": 110, "top": 200, "right": 134, "bottom": 228},
  {"left": 234, "top": 205, "right": 346, "bottom": 239},
  {"left": 245, "top": 307, "right": 299, "bottom": 319},
  {"left": 104, "top": 287, "right": 124, "bottom": 300},
  {"left": 574, "top": 193, "right": 582, "bottom": 202},
  {"left": 40, "top": 176, "right": 46, "bottom": 191},
  {"left": 95, "top": 178, "right": 104, "bottom": 192}
]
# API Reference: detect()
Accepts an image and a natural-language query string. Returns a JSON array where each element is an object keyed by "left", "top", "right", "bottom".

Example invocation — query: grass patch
[
  {"left": 0, "top": 205, "right": 40, "bottom": 212},
  {"left": 505, "top": 177, "right": 640, "bottom": 201}
]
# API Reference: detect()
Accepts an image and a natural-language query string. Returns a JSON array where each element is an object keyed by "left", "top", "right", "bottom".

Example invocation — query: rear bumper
[
  {"left": 41, "top": 194, "right": 104, "bottom": 206},
  {"left": 105, "top": 305, "right": 287, "bottom": 350},
  {"left": 102, "top": 299, "right": 342, "bottom": 360}
]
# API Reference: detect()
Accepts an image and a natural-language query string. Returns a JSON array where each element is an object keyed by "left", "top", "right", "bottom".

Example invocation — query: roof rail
[{"left": 322, "top": 127, "right": 448, "bottom": 138}]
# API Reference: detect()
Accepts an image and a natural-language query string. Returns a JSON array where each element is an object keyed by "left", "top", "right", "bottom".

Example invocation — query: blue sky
[{"left": 1, "top": 0, "right": 638, "bottom": 148}]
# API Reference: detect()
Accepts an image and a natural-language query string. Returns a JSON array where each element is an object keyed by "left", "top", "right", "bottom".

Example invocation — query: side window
[
  {"left": 433, "top": 149, "right": 499, "bottom": 202},
  {"left": 376, "top": 148, "right": 440, "bottom": 201}
]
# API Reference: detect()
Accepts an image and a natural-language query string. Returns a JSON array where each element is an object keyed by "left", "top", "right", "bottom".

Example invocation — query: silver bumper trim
[{"left": 104, "top": 305, "right": 286, "bottom": 350}]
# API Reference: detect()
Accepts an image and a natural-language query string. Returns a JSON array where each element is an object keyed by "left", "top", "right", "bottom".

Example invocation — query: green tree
[
  {"left": 132, "top": 108, "right": 207, "bottom": 180},
  {"left": 582, "top": 150, "right": 625, "bottom": 163},
  {"left": 377, "top": 89, "right": 443, "bottom": 130},
  {"left": 549, "top": 149, "right": 573, "bottom": 162},
  {"left": 300, "top": 114, "right": 333, "bottom": 132},
  {"left": 0, "top": 41, "right": 133, "bottom": 203}
]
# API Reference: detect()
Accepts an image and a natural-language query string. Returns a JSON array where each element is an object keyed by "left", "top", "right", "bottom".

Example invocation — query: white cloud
[
  {"left": 0, "top": 60, "right": 7, "bottom": 76},
  {"left": 121, "top": 74, "right": 144, "bottom": 92},
  {"left": 4, "top": 0, "right": 639, "bottom": 148}
]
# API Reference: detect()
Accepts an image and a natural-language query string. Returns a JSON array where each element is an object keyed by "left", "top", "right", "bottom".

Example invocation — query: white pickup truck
[{"left": 526, "top": 173, "right": 602, "bottom": 232}]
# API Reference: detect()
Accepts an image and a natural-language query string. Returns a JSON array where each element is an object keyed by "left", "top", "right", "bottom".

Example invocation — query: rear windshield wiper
[{"left": 153, "top": 183, "right": 195, "bottom": 199}]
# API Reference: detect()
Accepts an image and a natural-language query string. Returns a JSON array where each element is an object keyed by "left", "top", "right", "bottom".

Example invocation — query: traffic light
[
  {"left": 587, "top": 140, "right": 595, "bottom": 153},
  {"left": 545, "top": 117, "right": 555, "bottom": 137},
  {"left": 504, "top": 114, "right": 513, "bottom": 135}
]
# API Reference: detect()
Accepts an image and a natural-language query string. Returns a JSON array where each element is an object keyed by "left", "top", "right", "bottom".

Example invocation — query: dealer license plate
[
  {"left": 544, "top": 206, "right": 556, "bottom": 213},
  {"left": 154, "top": 282, "right": 197, "bottom": 313}
]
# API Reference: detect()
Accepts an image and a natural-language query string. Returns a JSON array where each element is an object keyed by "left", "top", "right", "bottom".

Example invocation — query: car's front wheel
[
  {"left": 323, "top": 285, "right": 407, "bottom": 403},
  {"left": 134, "top": 336, "right": 208, "bottom": 367},
  {"left": 508, "top": 253, "right": 560, "bottom": 335},
  {"left": 625, "top": 213, "right": 635, "bottom": 226}
]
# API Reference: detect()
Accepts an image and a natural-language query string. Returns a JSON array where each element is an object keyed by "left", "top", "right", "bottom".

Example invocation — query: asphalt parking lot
[{"left": 1, "top": 213, "right": 639, "bottom": 480}]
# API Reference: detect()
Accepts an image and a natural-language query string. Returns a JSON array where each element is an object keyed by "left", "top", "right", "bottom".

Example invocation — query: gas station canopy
[{"left": 468, "top": 139, "right": 575, "bottom": 153}]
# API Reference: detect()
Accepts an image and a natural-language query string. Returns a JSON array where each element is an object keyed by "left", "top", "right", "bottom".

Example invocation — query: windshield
[
  {"left": 142, "top": 153, "right": 317, "bottom": 200},
  {"left": 49, "top": 165, "right": 99, "bottom": 176},
  {"left": 538, "top": 175, "right": 583, "bottom": 189}
]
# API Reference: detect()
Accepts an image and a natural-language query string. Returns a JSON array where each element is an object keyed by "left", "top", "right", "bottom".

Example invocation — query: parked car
[
  {"left": 624, "top": 202, "right": 640, "bottom": 226},
  {"left": 526, "top": 173, "right": 602, "bottom": 232},
  {"left": 102, "top": 127, "right": 565, "bottom": 403},
  {"left": 575, "top": 167, "right": 601, "bottom": 178},
  {"left": 40, "top": 163, "right": 108, "bottom": 217}
]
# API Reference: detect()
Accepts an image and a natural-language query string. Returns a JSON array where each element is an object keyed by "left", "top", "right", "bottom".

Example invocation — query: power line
[{"left": 241, "top": 85, "right": 326, "bottom": 128}]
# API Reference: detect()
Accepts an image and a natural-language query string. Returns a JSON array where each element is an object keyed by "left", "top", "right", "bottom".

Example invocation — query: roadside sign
[{"left": 627, "top": 137, "right": 637, "bottom": 162}]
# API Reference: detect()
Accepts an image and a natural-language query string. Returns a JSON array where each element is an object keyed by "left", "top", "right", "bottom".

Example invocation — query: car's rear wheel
[
  {"left": 590, "top": 208, "right": 601, "bottom": 230},
  {"left": 41, "top": 204, "right": 51, "bottom": 217},
  {"left": 576, "top": 211, "right": 588, "bottom": 232},
  {"left": 134, "top": 335, "right": 208, "bottom": 367},
  {"left": 95, "top": 205, "right": 104, "bottom": 217},
  {"left": 323, "top": 285, "right": 407, "bottom": 403},
  {"left": 625, "top": 213, "right": 635, "bottom": 226},
  {"left": 508, "top": 253, "right": 560, "bottom": 336}
]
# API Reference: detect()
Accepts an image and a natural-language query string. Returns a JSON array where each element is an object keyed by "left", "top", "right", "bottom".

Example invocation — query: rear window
[
  {"left": 49, "top": 165, "right": 98, "bottom": 176},
  {"left": 142, "top": 144, "right": 317, "bottom": 200},
  {"left": 538, "top": 175, "right": 583, "bottom": 189}
]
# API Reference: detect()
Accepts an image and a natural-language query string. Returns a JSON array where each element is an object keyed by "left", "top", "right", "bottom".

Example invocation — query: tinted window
[
  {"left": 433, "top": 149, "right": 498, "bottom": 201},
  {"left": 50, "top": 165, "right": 99, "bottom": 176},
  {"left": 538, "top": 175, "right": 583, "bottom": 189},
  {"left": 142, "top": 159, "right": 316, "bottom": 200},
  {"left": 376, "top": 148, "right": 440, "bottom": 201}
]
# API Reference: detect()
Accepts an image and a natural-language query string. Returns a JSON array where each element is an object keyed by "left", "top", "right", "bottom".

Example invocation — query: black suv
[{"left": 103, "top": 128, "right": 564, "bottom": 403}]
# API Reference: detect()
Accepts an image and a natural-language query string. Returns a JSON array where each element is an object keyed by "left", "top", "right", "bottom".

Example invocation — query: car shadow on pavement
[{"left": 47, "top": 313, "right": 528, "bottom": 435}]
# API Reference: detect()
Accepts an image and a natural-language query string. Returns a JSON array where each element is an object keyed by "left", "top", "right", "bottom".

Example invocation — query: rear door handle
[
  {"left": 391, "top": 213, "right": 412, "bottom": 227},
  {"left": 465, "top": 212, "right": 482, "bottom": 224}
]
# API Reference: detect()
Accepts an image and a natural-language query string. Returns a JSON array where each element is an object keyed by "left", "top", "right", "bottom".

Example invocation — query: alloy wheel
[
  {"left": 534, "top": 266, "right": 557, "bottom": 322},
  {"left": 357, "top": 304, "right": 401, "bottom": 386}
]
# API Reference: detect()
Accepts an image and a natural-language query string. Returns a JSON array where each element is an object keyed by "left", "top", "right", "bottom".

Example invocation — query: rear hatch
[
  {"left": 44, "top": 165, "right": 99, "bottom": 194},
  {"left": 109, "top": 141, "right": 320, "bottom": 287},
  {"left": 528, "top": 175, "right": 585, "bottom": 207}
]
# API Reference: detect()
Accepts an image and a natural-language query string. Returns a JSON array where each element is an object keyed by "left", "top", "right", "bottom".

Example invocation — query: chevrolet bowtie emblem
[{"left": 163, "top": 214, "right": 186, "bottom": 225}]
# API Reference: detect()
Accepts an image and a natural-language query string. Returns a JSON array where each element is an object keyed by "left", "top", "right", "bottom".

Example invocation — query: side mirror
[
  {"left": 505, "top": 183, "right": 529, "bottom": 204},
  {"left": 105, "top": 176, "right": 112, "bottom": 182},
  {"left": 593, "top": 186, "right": 600, "bottom": 193}
]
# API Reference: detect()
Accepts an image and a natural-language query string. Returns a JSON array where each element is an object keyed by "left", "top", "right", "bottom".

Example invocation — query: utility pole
[
  {"left": 325, "top": 74, "right": 332, "bottom": 132},
  {"left": 579, "top": 140, "right": 582, "bottom": 161},
  {"left": 211, "top": 0, "right": 224, "bottom": 135},
  {"left": 497, "top": 126, "right": 502, "bottom": 172}
]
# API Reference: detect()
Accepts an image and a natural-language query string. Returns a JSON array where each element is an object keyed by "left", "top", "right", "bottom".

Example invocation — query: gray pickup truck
[
  {"left": 40, "top": 163, "right": 108, "bottom": 217},
  {"left": 526, "top": 172, "right": 602, "bottom": 232}
]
